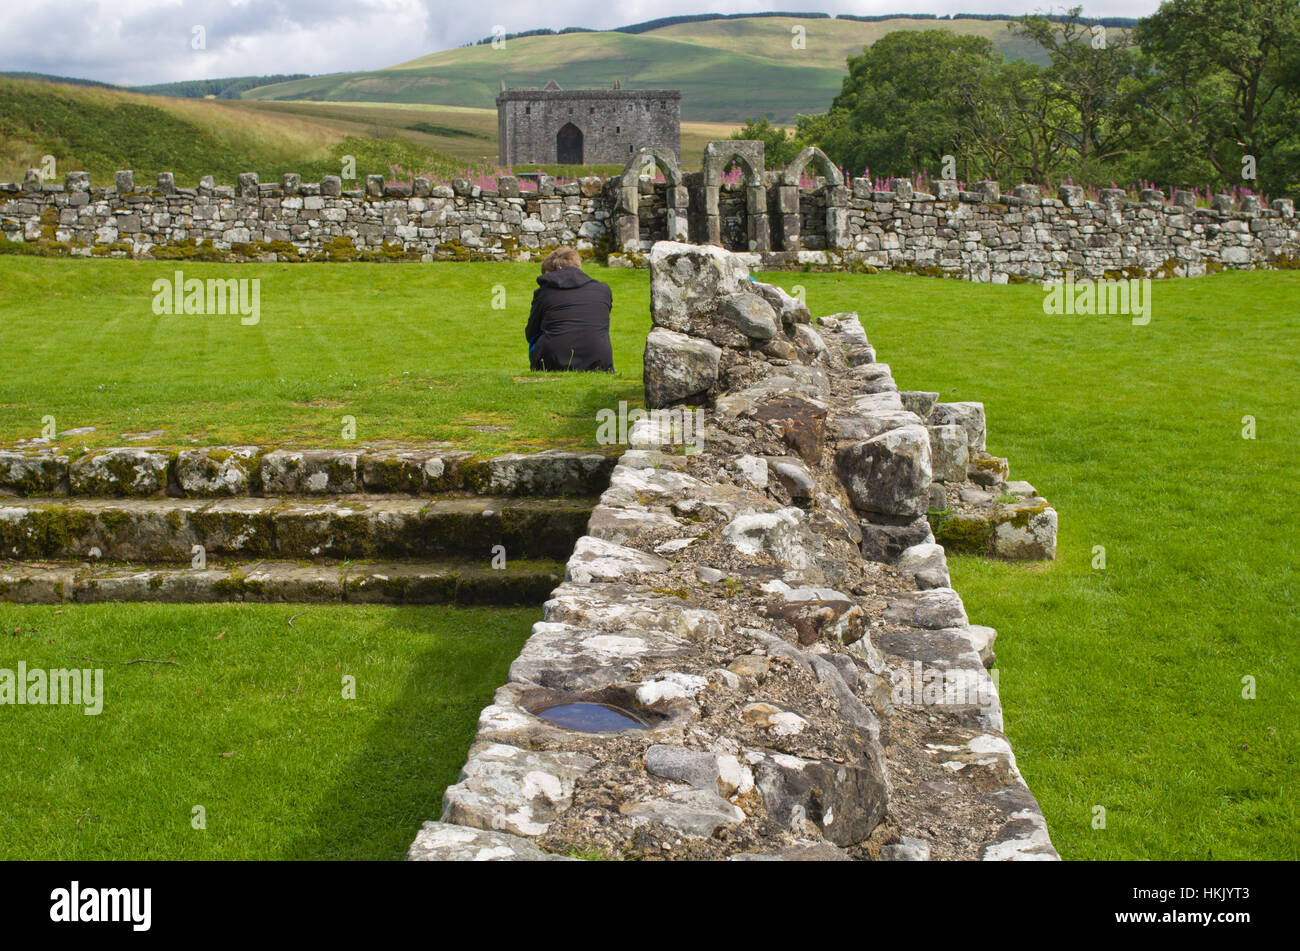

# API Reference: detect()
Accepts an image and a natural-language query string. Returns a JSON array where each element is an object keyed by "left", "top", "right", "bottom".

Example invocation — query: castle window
[
  {"left": 524, "top": 106, "right": 530, "bottom": 114},
  {"left": 616, "top": 126, "right": 620, "bottom": 133},
  {"left": 589, "top": 107, "right": 594, "bottom": 114}
]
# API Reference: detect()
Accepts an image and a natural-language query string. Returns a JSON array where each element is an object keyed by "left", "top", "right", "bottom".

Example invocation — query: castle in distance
[{"left": 496, "top": 79, "right": 681, "bottom": 166}]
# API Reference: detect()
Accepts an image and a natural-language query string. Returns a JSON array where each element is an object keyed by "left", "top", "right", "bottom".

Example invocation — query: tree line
[{"left": 734, "top": 2, "right": 1300, "bottom": 199}]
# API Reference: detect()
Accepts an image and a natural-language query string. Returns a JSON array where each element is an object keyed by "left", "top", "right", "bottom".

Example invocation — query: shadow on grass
[{"left": 275, "top": 612, "right": 536, "bottom": 861}]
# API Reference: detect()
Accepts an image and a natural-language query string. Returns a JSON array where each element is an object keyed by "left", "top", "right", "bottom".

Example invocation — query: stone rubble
[{"left": 409, "top": 241, "right": 1060, "bottom": 861}]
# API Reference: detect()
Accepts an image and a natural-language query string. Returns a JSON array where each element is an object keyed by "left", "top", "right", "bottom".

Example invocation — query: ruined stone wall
[
  {"left": 0, "top": 171, "right": 611, "bottom": 261},
  {"left": 3, "top": 166, "right": 1296, "bottom": 279},
  {"left": 407, "top": 242, "right": 1059, "bottom": 861}
]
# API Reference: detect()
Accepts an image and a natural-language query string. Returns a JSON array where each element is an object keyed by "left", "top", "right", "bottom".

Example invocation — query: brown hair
[{"left": 541, "top": 246, "right": 583, "bottom": 273}]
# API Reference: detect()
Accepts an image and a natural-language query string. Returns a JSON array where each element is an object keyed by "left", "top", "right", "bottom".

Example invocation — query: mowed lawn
[
  {"left": 0, "top": 257, "right": 650, "bottom": 454},
  {"left": 0, "top": 602, "right": 536, "bottom": 860},
  {"left": 759, "top": 268, "right": 1300, "bottom": 860},
  {"left": 0, "top": 258, "right": 1296, "bottom": 860}
]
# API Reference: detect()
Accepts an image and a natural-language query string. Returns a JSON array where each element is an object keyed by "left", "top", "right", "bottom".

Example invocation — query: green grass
[
  {"left": 0, "top": 602, "right": 536, "bottom": 859},
  {"left": 0, "top": 258, "right": 649, "bottom": 455},
  {"left": 755, "top": 268, "right": 1300, "bottom": 860}
]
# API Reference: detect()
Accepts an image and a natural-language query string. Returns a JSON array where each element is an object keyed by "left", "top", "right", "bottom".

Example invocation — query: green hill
[
  {"left": 241, "top": 15, "right": 1069, "bottom": 123},
  {"left": 0, "top": 77, "right": 463, "bottom": 186}
]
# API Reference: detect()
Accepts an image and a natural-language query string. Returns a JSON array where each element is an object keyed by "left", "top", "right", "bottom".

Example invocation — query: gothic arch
[
  {"left": 701, "top": 140, "right": 766, "bottom": 188},
  {"left": 775, "top": 146, "right": 848, "bottom": 251},
  {"left": 782, "top": 147, "right": 843, "bottom": 188},
  {"left": 619, "top": 147, "right": 682, "bottom": 188},
  {"left": 613, "top": 147, "right": 688, "bottom": 251},
  {"left": 698, "top": 140, "right": 770, "bottom": 251}
]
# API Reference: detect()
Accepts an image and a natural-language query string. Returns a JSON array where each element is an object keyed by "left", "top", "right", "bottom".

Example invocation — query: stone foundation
[{"left": 407, "top": 242, "right": 1059, "bottom": 861}]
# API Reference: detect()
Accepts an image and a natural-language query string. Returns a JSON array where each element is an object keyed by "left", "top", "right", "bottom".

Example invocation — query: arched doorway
[{"left": 556, "top": 123, "right": 583, "bottom": 165}]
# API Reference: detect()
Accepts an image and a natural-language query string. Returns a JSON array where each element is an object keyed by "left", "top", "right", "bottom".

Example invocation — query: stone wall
[
  {"left": 407, "top": 242, "right": 1059, "bottom": 861},
  {"left": 0, "top": 170, "right": 611, "bottom": 262},
  {"left": 4, "top": 144, "right": 1297, "bottom": 279}
]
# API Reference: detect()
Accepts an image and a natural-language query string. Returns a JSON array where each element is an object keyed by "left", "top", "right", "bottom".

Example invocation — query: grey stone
[
  {"left": 881, "top": 836, "right": 931, "bottom": 861},
  {"left": 836, "top": 425, "right": 932, "bottom": 517},
  {"left": 859, "top": 515, "right": 934, "bottom": 562},
  {"left": 406, "top": 821, "right": 574, "bottom": 861},
  {"left": 0, "top": 451, "right": 67, "bottom": 496},
  {"left": 649, "top": 242, "right": 751, "bottom": 332},
  {"left": 175, "top": 447, "right": 259, "bottom": 496},
  {"left": 754, "top": 753, "right": 888, "bottom": 846},
  {"left": 884, "top": 587, "right": 970, "bottom": 629},
  {"left": 901, "top": 391, "right": 940, "bottom": 417},
  {"left": 441, "top": 744, "right": 598, "bottom": 838},
  {"left": 564, "top": 536, "right": 670, "bottom": 585},
  {"left": 897, "top": 542, "right": 951, "bottom": 590},
  {"left": 69, "top": 449, "right": 170, "bottom": 497},
  {"left": 260, "top": 450, "right": 360, "bottom": 495},
  {"left": 643, "top": 328, "right": 721, "bottom": 408},
  {"left": 931, "top": 402, "right": 986, "bottom": 452},
  {"left": 928, "top": 424, "right": 970, "bottom": 483},
  {"left": 719, "top": 293, "right": 778, "bottom": 340},
  {"left": 626, "top": 789, "right": 745, "bottom": 837}
]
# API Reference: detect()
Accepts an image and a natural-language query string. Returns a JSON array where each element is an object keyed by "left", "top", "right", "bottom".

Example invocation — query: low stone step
[
  {"left": 0, "top": 496, "right": 594, "bottom": 563},
  {"left": 0, "top": 559, "right": 564, "bottom": 605},
  {"left": 0, "top": 447, "right": 615, "bottom": 499}
]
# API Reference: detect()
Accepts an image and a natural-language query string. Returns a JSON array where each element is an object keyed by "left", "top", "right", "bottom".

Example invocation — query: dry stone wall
[
  {"left": 407, "top": 242, "right": 1059, "bottom": 861},
  {"left": 4, "top": 155, "right": 1296, "bottom": 280}
]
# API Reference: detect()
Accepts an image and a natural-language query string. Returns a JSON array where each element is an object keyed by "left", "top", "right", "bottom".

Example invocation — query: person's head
[{"left": 541, "top": 247, "right": 583, "bottom": 274}]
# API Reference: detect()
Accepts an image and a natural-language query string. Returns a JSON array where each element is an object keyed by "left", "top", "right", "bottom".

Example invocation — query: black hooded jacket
[{"left": 526, "top": 267, "right": 614, "bottom": 372}]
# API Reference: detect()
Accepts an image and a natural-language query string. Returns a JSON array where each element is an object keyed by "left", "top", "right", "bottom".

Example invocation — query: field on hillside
[
  {"left": 0, "top": 78, "right": 464, "bottom": 186},
  {"left": 0, "top": 258, "right": 650, "bottom": 455},
  {"left": 1, "top": 257, "right": 1295, "bottom": 860}
]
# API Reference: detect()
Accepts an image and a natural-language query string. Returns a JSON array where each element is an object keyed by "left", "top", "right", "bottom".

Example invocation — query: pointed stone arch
[
  {"left": 776, "top": 146, "right": 848, "bottom": 251},
  {"left": 613, "top": 148, "right": 688, "bottom": 250},
  {"left": 699, "top": 141, "right": 769, "bottom": 251},
  {"left": 781, "top": 146, "right": 843, "bottom": 188}
]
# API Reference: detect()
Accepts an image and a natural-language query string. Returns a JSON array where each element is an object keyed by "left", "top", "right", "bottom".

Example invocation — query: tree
[
  {"left": 1009, "top": 7, "right": 1145, "bottom": 181},
  {"left": 1135, "top": 0, "right": 1300, "bottom": 191},
  {"left": 728, "top": 118, "right": 805, "bottom": 168},
  {"left": 816, "top": 30, "right": 1006, "bottom": 180}
]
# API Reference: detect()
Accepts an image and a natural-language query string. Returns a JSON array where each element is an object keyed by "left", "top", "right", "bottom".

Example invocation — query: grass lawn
[
  {"left": 757, "top": 268, "right": 1300, "bottom": 860},
  {"left": 0, "top": 602, "right": 536, "bottom": 860},
  {"left": 0, "top": 258, "right": 650, "bottom": 455},
  {"left": 1, "top": 259, "right": 1296, "bottom": 860}
]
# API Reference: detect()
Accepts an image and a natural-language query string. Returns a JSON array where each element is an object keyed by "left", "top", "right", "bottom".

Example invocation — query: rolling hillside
[
  {"left": 0, "top": 78, "right": 463, "bottom": 186},
  {"left": 241, "top": 14, "right": 1068, "bottom": 123}
]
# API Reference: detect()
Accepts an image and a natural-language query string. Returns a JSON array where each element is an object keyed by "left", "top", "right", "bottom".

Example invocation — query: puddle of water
[{"left": 536, "top": 701, "right": 648, "bottom": 733}]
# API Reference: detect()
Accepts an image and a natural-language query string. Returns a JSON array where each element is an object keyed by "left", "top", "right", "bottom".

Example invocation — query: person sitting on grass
[{"left": 526, "top": 247, "right": 614, "bottom": 372}]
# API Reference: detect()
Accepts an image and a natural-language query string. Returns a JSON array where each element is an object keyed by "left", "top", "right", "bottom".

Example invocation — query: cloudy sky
[{"left": 2, "top": 0, "right": 1166, "bottom": 87}]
